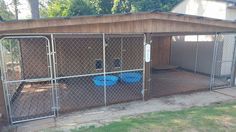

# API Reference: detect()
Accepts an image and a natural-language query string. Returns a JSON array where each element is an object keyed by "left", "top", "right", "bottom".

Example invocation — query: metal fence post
[
  {"left": 51, "top": 34, "right": 59, "bottom": 116},
  {"left": 194, "top": 35, "right": 199, "bottom": 73},
  {"left": 230, "top": 36, "right": 236, "bottom": 87},
  {"left": 103, "top": 33, "right": 107, "bottom": 106},
  {"left": 0, "top": 39, "right": 11, "bottom": 124},
  {"left": 210, "top": 33, "right": 219, "bottom": 90}
]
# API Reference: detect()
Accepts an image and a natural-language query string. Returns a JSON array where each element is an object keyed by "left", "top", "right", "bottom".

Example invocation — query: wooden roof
[{"left": 0, "top": 12, "right": 236, "bottom": 34}]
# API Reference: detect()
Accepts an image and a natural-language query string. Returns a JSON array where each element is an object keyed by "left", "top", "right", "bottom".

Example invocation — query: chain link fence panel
[
  {"left": 210, "top": 33, "right": 236, "bottom": 89},
  {"left": 0, "top": 36, "right": 55, "bottom": 124}
]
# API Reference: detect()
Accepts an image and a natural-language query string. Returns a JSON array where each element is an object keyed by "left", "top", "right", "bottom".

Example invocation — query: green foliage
[
  {"left": 0, "top": 0, "right": 15, "bottom": 21},
  {"left": 112, "top": 0, "right": 132, "bottom": 14},
  {"left": 132, "top": 0, "right": 182, "bottom": 12},
  {"left": 41, "top": 0, "right": 182, "bottom": 17},
  {"left": 90, "top": 0, "right": 113, "bottom": 15},
  {"left": 111, "top": 0, "right": 182, "bottom": 14},
  {"left": 41, "top": 0, "right": 72, "bottom": 17},
  {"left": 69, "top": 0, "right": 95, "bottom": 16}
]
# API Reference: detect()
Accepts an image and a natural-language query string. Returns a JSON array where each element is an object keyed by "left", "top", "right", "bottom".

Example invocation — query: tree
[
  {"left": 41, "top": 0, "right": 72, "bottom": 17},
  {"left": 28, "top": 0, "right": 40, "bottom": 19},
  {"left": 41, "top": 0, "right": 96, "bottom": 17},
  {"left": 13, "top": 0, "right": 19, "bottom": 20},
  {"left": 112, "top": 0, "right": 132, "bottom": 14},
  {"left": 69, "top": 0, "right": 95, "bottom": 16},
  {"left": 0, "top": 0, "right": 14, "bottom": 21},
  {"left": 131, "top": 0, "right": 182, "bottom": 12},
  {"left": 90, "top": 0, "right": 113, "bottom": 15},
  {"left": 40, "top": 0, "right": 182, "bottom": 17}
]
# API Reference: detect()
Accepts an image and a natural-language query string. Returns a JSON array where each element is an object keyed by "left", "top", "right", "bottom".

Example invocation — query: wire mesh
[
  {"left": 54, "top": 34, "right": 104, "bottom": 77},
  {"left": 0, "top": 37, "right": 55, "bottom": 124},
  {"left": 56, "top": 76, "right": 105, "bottom": 113},
  {"left": 1, "top": 38, "right": 51, "bottom": 81},
  {"left": 105, "top": 34, "right": 144, "bottom": 104},
  {"left": 105, "top": 72, "right": 143, "bottom": 105},
  {"left": 7, "top": 81, "right": 54, "bottom": 123},
  {"left": 54, "top": 34, "right": 105, "bottom": 113},
  {"left": 54, "top": 34, "right": 144, "bottom": 113},
  {"left": 150, "top": 35, "right": 215, "bottom": 98},
  {"left": 211, "top": 34, "right": 236, "bottom": 89},
  {"left": 1, "top": 34, "right": 145, "bottom": 123}
]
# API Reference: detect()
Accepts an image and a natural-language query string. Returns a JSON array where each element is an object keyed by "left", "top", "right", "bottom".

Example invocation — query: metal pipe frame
[
  {"left": 47, "top": 35, "right": 56, "bottom": 118},
  {"left": 0, "top": 35, "right": 56, "bottom": 124},
  {"left": 103, "top": 33, "right": 107, "bottom": 106},
  {"left": 51, "top": 34, "right": 59, "bottom": 116},
  {"left": 142, "top": 34, "right": 147, "bottom": 101},
  {"left": 230, "top": 36, "right": 236, "bottom": 87},
  {"left": 194, "top": 35, "right": 199, "bottom": 73},
  {"left": 0, "top": 40, "right": 11, "bottom": 124},
  {"left": 210, "top": 33, "right": 219, "bottom": 90},
  {"left": 0, "top": 33, "right": 146, "bottom": 124}
]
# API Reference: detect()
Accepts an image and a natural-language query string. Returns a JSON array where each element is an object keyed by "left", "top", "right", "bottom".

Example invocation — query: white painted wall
[{"left": 172, "top": 0, "right": 228, "bottom": 19}]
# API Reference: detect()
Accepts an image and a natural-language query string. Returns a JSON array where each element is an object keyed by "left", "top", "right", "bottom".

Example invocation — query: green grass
[{"left": 70, "top": 101, "right": 236, "bottom": 132}]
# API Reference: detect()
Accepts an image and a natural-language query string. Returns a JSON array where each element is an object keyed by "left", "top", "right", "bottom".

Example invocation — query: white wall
[{"left": 172, "top": 0, "right": 228, "bottom": 19}]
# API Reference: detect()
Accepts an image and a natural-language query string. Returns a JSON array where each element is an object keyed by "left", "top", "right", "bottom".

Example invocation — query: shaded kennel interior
[{"left": 150, "top": 35, "right": 234, "bottom": 98}]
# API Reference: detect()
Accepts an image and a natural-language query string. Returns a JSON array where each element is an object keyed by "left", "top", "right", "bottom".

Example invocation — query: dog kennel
[{"left": 0, "top": 12, "right": 236, "bottom": 124}]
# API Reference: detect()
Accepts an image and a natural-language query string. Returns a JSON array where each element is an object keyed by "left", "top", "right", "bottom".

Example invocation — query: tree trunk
[
  {"left": 13, "top": 0, "right": 18, "bottom": 20},
  {"left": 28, "top": 0, "right": 40, "bottom": 19}
]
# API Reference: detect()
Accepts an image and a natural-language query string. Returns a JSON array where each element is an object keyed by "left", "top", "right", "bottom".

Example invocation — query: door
[
  {"left": 0, "top": 36, "right": 55, "bottom": 124},
  {"left": 210, "top": 33, "right": 236, "bottom": 90}
]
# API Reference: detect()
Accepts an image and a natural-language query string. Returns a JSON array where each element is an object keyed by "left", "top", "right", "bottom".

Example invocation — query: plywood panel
[{"left": 151, "top": 36, "right": 171, "bottom": 68}]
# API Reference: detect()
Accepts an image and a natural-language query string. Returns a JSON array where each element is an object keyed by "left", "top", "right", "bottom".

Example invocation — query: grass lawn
[{"left": 70, "top": 101, "right": 236, "bottom": 132}]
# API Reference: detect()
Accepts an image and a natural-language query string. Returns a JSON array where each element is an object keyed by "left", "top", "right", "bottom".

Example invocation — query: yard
[{"left": 70, "top": 101, "right": 236, "bottom": 132}]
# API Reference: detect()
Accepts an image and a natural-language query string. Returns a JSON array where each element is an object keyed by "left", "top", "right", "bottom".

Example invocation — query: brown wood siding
[
  {"left": 20, "top": 39, "right": 49, "bottom": 79},
  {"left": 55, "top": 37, "right": 104, "bottom": 76},
  {"left": 20, "top": 35, "right": 143, "bottom": 78},
  {"left": 3, "top": 19, "right": 235, "bottom": 34},
  {"left": 1, "top": 12, "right": 236, "bottom": 34},
  {"left": 151, "top": 36, "right": 171, "bottom": 68},
  {"left": 55, "top": 36, "right": 143, "bottom": 76}
]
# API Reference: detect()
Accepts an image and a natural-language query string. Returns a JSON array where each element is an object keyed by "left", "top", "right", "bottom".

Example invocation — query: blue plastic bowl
[
  {"left": 119, "top": 72, "right": 142, "bottom": 84},
  {"left": 93, "top": 75, "right": 119, "bottom": 86}
]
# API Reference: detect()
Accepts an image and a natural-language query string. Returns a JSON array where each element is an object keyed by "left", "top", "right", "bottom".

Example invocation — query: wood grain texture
[
  {"left": 151, "top": 36, "right": 171, "bottom": 68},
  {"left": 0, "top": 12, "right": 236, "bottom": 34}
]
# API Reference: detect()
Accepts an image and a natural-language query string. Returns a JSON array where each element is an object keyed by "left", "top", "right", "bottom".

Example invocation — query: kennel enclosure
[{"left": 0, "top": 12, "right": 236, "bottom": 124}]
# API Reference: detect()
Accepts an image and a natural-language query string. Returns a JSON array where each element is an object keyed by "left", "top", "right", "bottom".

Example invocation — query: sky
[
  {"left": 6, "top": 0, "right": 49, "bottom": 19},
  {"left": 4, "top": 0, "right": 36, "bottom": 19}
]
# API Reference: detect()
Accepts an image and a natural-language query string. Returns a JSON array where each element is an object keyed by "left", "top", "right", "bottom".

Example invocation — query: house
[
  {"left": 172, "top": 0, "right": 236, "bottom": 20},
  {"left": 0, "top": 12, "right": 236, "bottom": 125}
]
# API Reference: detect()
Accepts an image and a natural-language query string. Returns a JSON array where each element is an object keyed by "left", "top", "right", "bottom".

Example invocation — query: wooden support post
[
  {"left": 0, "top": 80, "right": 7, "bottom": 123},
  {"left": 144, "top": 33, "right": 152, "bottom": 101}
]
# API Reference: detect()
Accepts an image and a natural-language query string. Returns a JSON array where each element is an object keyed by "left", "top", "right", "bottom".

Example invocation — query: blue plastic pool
[
  {"left": 119, "top": 72, "right": 142, "bottom": 84},
  {"left": 93, "top": 75, "right": 119, "bottom": 86}
]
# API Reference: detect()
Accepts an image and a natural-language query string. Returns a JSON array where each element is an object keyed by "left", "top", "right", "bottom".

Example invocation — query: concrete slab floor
[{"left": 2, "top": 88, "right": 236, "bottom": 132}]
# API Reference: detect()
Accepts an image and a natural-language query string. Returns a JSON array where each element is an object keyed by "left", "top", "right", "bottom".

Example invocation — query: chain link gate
[
  {"left": 52, "top": 33, "right": 145, "bottom": 114},
  {"left": 210, "top": 33, "right": 236, "bottom": 90},
  {"left": 0, "top": 34, "right": 145, "bottom": 123},
  {"left": 0, "top": 36, "right": 55, "bottom": 124}
]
